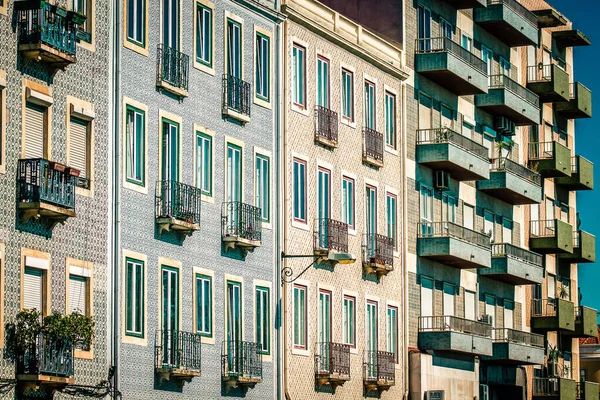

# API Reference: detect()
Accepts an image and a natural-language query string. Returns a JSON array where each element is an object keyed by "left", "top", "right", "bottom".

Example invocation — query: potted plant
[{"left": 14, "top": 309, "right": 43, "bottom": 372}]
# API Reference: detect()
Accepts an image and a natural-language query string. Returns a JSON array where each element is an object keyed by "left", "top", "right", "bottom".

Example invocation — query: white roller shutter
[
  {"left": 69, "top": 275, "right": 87, "bottom": 314},
  {"left": 25, "top": 104, "right": 45, "bottom": 159},
  {"left": 69, "top": 117, "right": 88, "bottom": 178},
  {"left": 23, "top": 267, "right": 43, "bottom": 312}
]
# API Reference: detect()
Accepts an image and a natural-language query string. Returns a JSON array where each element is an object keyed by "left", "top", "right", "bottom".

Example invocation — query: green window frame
[
  {"left": 364, "top": 80, "right": 375, "bottom": 129},
  {"left": 161, "top": 265, "right": 179, "bottom": 332},
  {"left": 317, "top": 56, "right": 329, "bottom": 108},
  {"left": 366, "top": 300, "right": 378, "bottom": 352},
  {"left": 255, "top": 286, "right": 270, "bottom": 355},
  {"left": 341, "top": 176, "right": 354, "bottom": 230},
  {"left": 161, "top": 118, "right": 179, "bottom": 182},
  {"left": 293, "top": 158, "right": 306, "bottom": 222},
  {"left": 127, "top": 0, "right": 145, "bottom": 46},
  {"left": 125, "top": 258, "right": 144, "bottom": 338},
  {"left": 195, "top": 3, "right": 212, "bottom": 67},
  {"left": 292, "top": 44, "right": 306, "bottom": 108},
  {"left": 385, "top": 91, "right": 396, "bottom": 148},
  {"left": 341, "top": 69, "right": 353, "bottom": 121},
  {"left": 387, "top": 306, "right": 398, "bottom": 362},
  {"left": 195, "top": 132, "right": 212, "bottom": 196},
  {"left": 196, "top": 274, "right": 212, "bottom": 337},
  {"left": 227, "top": 19, "right": 242, "bottom": 78},
  {"left": 255, "top": 33, "right": 270, "bottom": 101},
  {"left": 342, "top": 295, "right": 355, "bottom": 347},
  {"left": 386, "top": 193, "right": 397, "bottom": 250},
  {"left": 226, "top": 280, "right": 242, "bottom": 342},
  {"left": 293, "top": 284, "right": 307, "bottom": 349},
  {"left": 125, "top": 105, "right": 145, "bottom": 186},
  {"left": 255, "top": 154, "right": 270, "bottom": 223},
  {"left": 162, "top": 0, "right": 179, "bottom": 49},
  {"left": 226, "top": 143, "right": 242, "bottom": 203}
]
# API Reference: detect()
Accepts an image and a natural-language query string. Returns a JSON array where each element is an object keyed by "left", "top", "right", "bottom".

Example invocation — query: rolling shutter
[
  {"left": 69, "top": 274, "right": 87, "bottom": 314},
  {"left": 69, "top": 117, "right": 88, "bottom": 178},
  {"left": 25, "top": 103, "right": 45, "bottom": 159},
  {"left": 23, "top": 267, "right": 43, "bottom": 312}
]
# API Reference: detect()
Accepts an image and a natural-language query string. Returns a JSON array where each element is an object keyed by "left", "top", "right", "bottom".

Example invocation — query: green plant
[
  {"left": 547, "top": 344, "right": 562, "bottom": 363},
  {"left": 558, "top": 284, "right": 570, "bottom": 299},
  {"left": 67, "top": 312, "right": 95, "bottom": 348},
  {"left": 14, "top": 309, "right": 42, "bottom": 353}
]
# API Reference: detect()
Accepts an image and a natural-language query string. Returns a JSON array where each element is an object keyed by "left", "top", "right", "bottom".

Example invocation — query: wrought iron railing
[
  {"left": 417, "top": 128, "right": 488, "bottom": 159},
  {"left": 221, "top": 201, "right": 262, "bottom": 243},
  {"left": 527, "top": 65, "right": 554, "bottom": 82},
  {"left": 314, "top": 218, "right": 349, "bottom": 253},
  {"left": 533, "top": 378, "right": 560, "bottom": 396},
  {"left": 156, "top": 44, "right": 189, "bottom": 92},
  {"left": 155, "top": 330, "right": 202, "bottom": 373},
  {"left": 415, "top": 37, "right": 487, "bottom": 74},
  {"left": 488, "top": 74, "right": 540, "bottom": 107},
  {"left": 529, "top": 141, "right": 554, "bottom": 160},
  {"left": 363, "top": 350, "right": 395, "bottom": 382},
  {"left": 486, "top": 0, "right": 538, "bottom": 27},
  {"left": 222, "top": 74, "right": 251, "bottom": 117},
  {"left": 362, "top": 127, "right": 384, "bottom": 164},
  {"left": 315, "top": 342, "right": 350, "bottom": 377},
  {"left": 418, "top": 221, "right": 491, "bottom": 249},
  {"left": 492, "top": 328, "right": 544, "bottom": 347},
  {"left": 18, "top": 158, "right": 77, "bottom": 210},
  {"left": 363, "top": 233, "right": 394, "bottom": 268},
  {"left": 530, "top": 220, "right": 557, "bottom": 238},
  {"left": 17, "top": 334, "right": 74, "bottom": 377},
  {"left": 314, "top": 106, "right": 339, "bottom": 145},
  {"left": 531, "top": 298, "right": 560, "bottom": 317},
  {"left": 221, "top": 341, "right": 262, "bottom": 380},
  {"left": 418, "top": 316, "right": 493, "bottom": 338},
  {"left": 155, "top": 181, "right": 201, "bottom": 225},
  {"left": 490, "top": 157, "right": 541, "bottom": 185},
  {"left": 491, "top": 243, "right": 543, "bottom": 266}
]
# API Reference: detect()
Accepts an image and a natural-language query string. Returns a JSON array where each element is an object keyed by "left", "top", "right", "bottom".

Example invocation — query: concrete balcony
[
  {"left": 418, "top": 316, "right": 493, "bottom": 356},
  {"left": 477, "top": 158, "right": 542, "bottom": 205},
  {"left": 564, "top": 307, "right": 599, "bottom": 339},
  {"left": 529, "top": 141, "right": 572, "bottom": 178},
  {"left": 529, "top": 219, "right": 574, "bottom": 254},
  {"left": 415, "top": 37, "right": 488, "bottom": 96},
  {"left": 556, "top": 83, "right": 593, "bottom": 119},
  {"left": 531, "top": 298, "right": 575, "bottom": 333},
  {"left": 474, "top": 0, "right": 539, "bottom": 47},
  {"left": 532, "top": 9, "right": 568, "bottom": 28},
  {"left": 556, "top": 156, "right": 594, "bottom": 191},
  {"left": 526, "top": 64, "right": 570, "bottom": 103},
  {"left": 481, "top": 243, "right": 544, "bottom": 285},
  {"left": 533, "top": 377, "right": 577, "bottom": 400},
  {"left": 416, "top": 128, "right": 490, "bottom": 181},
  {"left": 553, "top": 30, "right": 591, "bottom": 47},
  {"left": 475, "top": 74, "right": 541, "bottom": 126},
  {"left": 481, "top": 328, "right": 544, "bottom": 365},
  {"left": 559, "top": 231, "right": 596, "bottom": 264},
  {"left": 445, "top": 0, "right": 487, "bottom": 8},
  {"left": 418, "top": 222, "right": 491, "bottom": 269},
  {"left": 578, "top": 381, "right": 600, "bottom": 400}
]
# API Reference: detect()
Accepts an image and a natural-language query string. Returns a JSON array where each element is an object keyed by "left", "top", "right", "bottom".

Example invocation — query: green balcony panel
[
  {"left": 559, "top": 231, "right": 596, "bottom": 264},
  {"left": 533, "top": 377, "right": 576, "bottom": 400},
  {"left": 564, "top": 307, "right": 599, "bottom": 339},
  {"left": 531, "top": 298, "right": 575, "bottom": 333},
  {"left": 445, "top": 0, "right": 487, "bottom": 9},
  {"left": 527, "top": 64, "right": 570, "bottom": 103},
  {"left": 418, "top": 222, "right": 491, "bottom": 269},
  {"left": 581, "top": 381, "right": 600, "bottom": 400},
  {"left": 418, "top": 316, "right": 493, "bottom": 356},
  {"left": 482, "top": 366, "right": 527, "bottom": 387},
  {"left": 556, "top": 156, "right": 594, "bottom": 191},
  {"left": 553, "top": 30, "right": 591, "bottom": 47},
  {"left": 482, "top": 243, "right": 544, "bottom": 285},
  {"left": 416, "top": 128, "right": 490, "bottom": 181},
  {"left": 481, "top": 329, "right": 544, "bottom": 365},
  {"left": 556, "top": 83, "right": 592, "bottom": 119},
  {"left": 529, "top": 219, "right": 574, "bottom": 254},
  {"left": 529, "top": 141, "right": 572, "bottom": 178},
  {"left": 477, "top": 158, "right": 542, "bottom": 205},
  {"left": 474, "top": 0, "right": 539, "bottom": 47},
  {"left": 415, "top": 37, "right": 488, "bottom": 95},
  {"left": 532, "top": 9, "right": 568, "bottom": 28},
  {"left": 475, "top": 74, "right": 541, "bottom": 126}
]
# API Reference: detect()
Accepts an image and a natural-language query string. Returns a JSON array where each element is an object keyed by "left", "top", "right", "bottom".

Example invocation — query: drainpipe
[{"left": 402, "top": 81, "right": 410, "bottom": 400}]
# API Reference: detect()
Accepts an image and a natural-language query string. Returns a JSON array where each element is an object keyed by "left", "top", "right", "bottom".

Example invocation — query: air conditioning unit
[
  {"left": 426, "top": 390, "right": 445, "bottom": 400},
  {"left": 480, "top": 384, "right": 489, "bottom": 400},
  {"left": 495, "top": 116, "right": 516, "bottom": 136},
  {"left": 434, "top": 171, "right": 450, "bottom": 191},
  {"left": 480, "top": 314, "right": 493, "bottom": 325}
]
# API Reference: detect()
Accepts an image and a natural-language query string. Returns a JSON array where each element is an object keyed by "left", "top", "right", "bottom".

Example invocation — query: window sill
[
  {"left": 254, "top": 96, "right": 272, "bottom": 110},
  {"left": 200, "top": 335, "right": 215, "bottom": 345},
  {"left": 262, "top": 221, "right": 272, "bottom": 230},
  {"left": 385, "top": 146, "right": 398, "bottom": 156},
  {"left": 193, "top": 60, "right": 215, "bottom": 76},
  {"left": 76, "top": 186, "right": 93, "bottom": 198},
  {"left": 74, "top": 348, "right": 93, "bottom": 360},
  {"left": 291, "top": 103, "right": 309, "bottom": 117},
  {"left": 123, "top": 39, "right": 149, "bottom": 57},
  {"left": 123, "top": 180, "right": 148, "bottom": 195},
  {"left": 122, "top": 334, "right": 148, "bottom": 347},
  {"left": 291, "top": 219, "right": 309, "bottom": 231},
  {"left": 291, "top": 347, "right": 310, "bottom": 357},
  {"left": 348, "top": 228, "right": 357, "bottom": 237},
  {"left": 201, "top": 194, "right": 215, "bottom": 204},
  {"left": 340, "top": 118, "right": 356, "bottom": 129}
]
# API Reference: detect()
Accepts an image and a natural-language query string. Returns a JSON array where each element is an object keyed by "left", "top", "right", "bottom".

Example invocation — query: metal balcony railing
[
  {"left": 223, "top": 75, "right": 251, "bottom": 117},
  {"left": 364, "top": 350, "right": 395, "bottom": 382},
  {"left": 574, "top": 231, "right": 581, "bottom": 248},
  {"left": 363, "top": 233, "right": 394, "bottom": 267},
  {"left": 530, "top": 220, "right": 557, "bottom": 238},
  {"left": 415, "top": 37, "right": 487, "bottom": 74},
  {"left": 156, "top": 44, "right": 189, "bottom": 92},
  {"left": 571, "top": 156, "right": 579, "bottom": 173},
  {"left": 527, "top": 64, "right": 555, "bottom": 82},
  {"left": 314, "top": 106, "right": 338, "bottom": 145},
  {"left": 155, "top": 330, "right": 202, "bottom": 373},
  {"left": 533, "top": 378, "right": 561, "bottom": 396},
  {"left": 491, "top": 243, "right": 543, "bottom": 266},
  {"left": 492, "top": 328, "right": 544, "bottom": 347},
  {"left": 490, "top": 157, "right": 541, "bottom": 185},
  {"left": 315, "top": 342, "right": 350, "bottom": 377},
  {"left": 155, "top": 181, "right": 202, "bottom": 225},
  {"left": 418, "top": 221, "right": 491, "bottom": 249},
  {"left": 221, "top": 201, "right": 262, "bottom": 243},
  {"left": 531, "top": 299, "right": 559, "bottom": 317},
  {"left": 417, "top": 128, "right": 488, "bottom": 160},
  {"left": 418, "top": 316, "right": 493, "bottom": 338},
  {"left": 314, "top": 218, "right": 349, "bottom": 253},
  {"left": 17, "top": 334, "right": 74, "bottom": 377},
  {"left": 221, "top": 341, "right": 262, "bottom": 380},
  {"left": 362, "top": 127, "right": 384, "bottom": 164},
  {"left": 488, "top": 74, "right": 540, "bottom": 107},
  {"left": 529, "top": 141, "right": 555, "bottom": 160},
  {"left": 18, "top": 158, "right": 77, "bottom": 210},
  {"left": 486, "top": 0, "right": 538, "bottom": 27}
]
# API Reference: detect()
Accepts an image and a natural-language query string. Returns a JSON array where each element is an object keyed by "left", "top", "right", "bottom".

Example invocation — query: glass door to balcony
[
  {"left": 504, "top": 301, "right": 514, "bottom": 333},
  {"left": 161, "top": 120, "right": 179, "bottom": 218},
  {"left": 161, "top": 266, "right": 179, "bottom": 367},
  {"left": 227, "top": 281, "right": 242, "bottom": 374},
  {"left": 421, "top": 278, "right": 433, "bottom": 329},
  {"left": 485, "top": 295, "right": 496, "bottom": 339},
  {"left": 227, "top": 20, "right": 241, "bottom": 79},
  {"left": 366, "top": 301, "right": 378, "bottom": 379},
  {"left": 317, "top": 57, "right": 329, "bottom": 108},
  {"left": 318, "top": 290, "right": 331, "bottom": 372},
  {"left": 443, "top": 284, "right": 455, "bottom": 328},
  {"left": 162, "top": 0, "right": 179, "bottom": 50},
  {"left": 226, "top": 144, "right": 242, "bottom": 235},
  {"left": 366, "top": 185, "right": 377, "bottom": 255},
  {"left": 484, "top": 210, "right": 495, "bottom": 243},
  {"left": 417, "top": 6, "right": 431, "bottom": 51},
  {"left": 317, "top": 168, "right": 331, "bottom": 249},
  {"left": 482, "top": 46, "right": 493, "bottom": 85},
  {"left": 420, "top": 186, "right": 433, "bottom": 235}
]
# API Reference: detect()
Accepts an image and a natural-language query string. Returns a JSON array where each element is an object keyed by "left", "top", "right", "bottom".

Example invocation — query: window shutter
[
  {"left": 23, "top": 267, "right": 43, "bottom": 312},
  {"left": 69, "top": 275, "right": 87, "bottom": 314},
  {"left": 69, "top": 118, "right": 88, "bottom": 178},
  {"left": 25, "top": 104, "right": 45, "bottom": 159}
]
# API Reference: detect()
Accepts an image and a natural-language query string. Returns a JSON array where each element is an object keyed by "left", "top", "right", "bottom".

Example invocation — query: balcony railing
[
  {"left": 486, "top": 0, "right": 538, "bottom": 27},
  {"left": 574, "top": 231, "right": 582, "bottom": 248},
  {"left": 314, "top": 106, "right": 338, "bottom": 146},
  {"left": 155, "top": 330, "right": 202, "bottom": 373},
  {"left": 529, "top": 141, "right": 555, "bottom": 160},
  {"left": 223, "top": 75, "right": 251, "bottom": 117},
  {"left": 527, "top": 64, "right": 557, "bottom": 82},
  {"left": 531, "top": 299, "right": 559, "bottom": 317},
  {"left": 156, "top": 181, "right": 201, "bottom": 225},
  {"left": 363, "top": 233, "right": 394, "bottom": 267},
  {"left": 418, "top": 315, "right": 493, "bottom": 338},
  {"left": 417, "top": 128, "right": 488, "bottom": 160},
  {"left": 534, "top": 378, "right": 561, "bottom": 396},
  {"left": 364, "top": 350, "right": 395, "bottom": 382},
  {"left": 490, "top": 157, "right": 541, "bottom": 185},
  {"left": 415, "top": 37, "right": 487, "bottom": 74},
  {"left": 156, "top": 44, "right": 189, "bottom": 92},
  {"left": 221, "top": 341, "right": 262, "bottom": 380},
  {"left": 17, "top": 334, "right": 74, "bottom": 377},
  {"left": 315, "top": 342, "right": 350, "bottom": 377},
  {"left": 491, "top": 243, "right": 543, "bottom": 266},
  {"left": 492, "top": 328, "right": 544, "bottom": 347},
  {"left": 530, "top": 220, "right": 557, "bottom": 237},
  {"left": 362, "top": 127, "right": 384, "bottom": 164},
  {"left": 489, "top": 74, "right": 540, "bottom": 107},
  {"left": 221, "top": 201, "right": 262, "bottom": 243},
  {"left": 314, "top": 218, "right": 349, "bottom": 253},
  {"left": 18, "top": 158, "right": 76, "bottom": 210},
  {"left": 571, "top": 156, "right": 579, "bottom": 173},
  {"left": 418, "top": 221, "right": 491, "bottom": 249},
  {"left": 577, "top": 382, "right": 583, "bottom": 399}
]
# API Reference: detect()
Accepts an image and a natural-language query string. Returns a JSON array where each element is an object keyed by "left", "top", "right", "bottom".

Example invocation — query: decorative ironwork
[
  {"left": 18, "top": 158, "right": 76, "bottom": 210},
  {"left": 491, "top": 243, "right": 543, "bottom": 266},
  {"left": 17, "top": 334, "right": 74, "bottom": 377},
  {"left": 492, "top": 328, "right": 544, "bottom": 347},
  {"left": 418, "top": 315, "right": 493, "bottom": 338},
  {"left": 315, "top": 342, "right": 350, "bottom": 377},
  {"left": 314, "top": 218, "right": 349, "bottom": 253},
  {"left": 221, "top": 341, "right": 262, "bottom": 380},
  {"left": 155, "top": 330, "right": 202, "bottom": 373},
  {"left": 363, "top": 233, "right": 393, "bottom": 268},
  {"left": 415, "top": 37, "right": 487, "bottom": 73},
  {"left": 418, "top": 221, "right": 491, "bottom": 249},
  {"left": 363, "top": 351, "right": 395, "bottom": 382},
  {"left": 222, "top": 75, "right": 251, "bottom": 117},
  {"left": 156, "top": 44, "right": 189, "bottom": 92},
  {"left": 488, "top": 74, "right": 540, "bottom": 107},
  {"left": 417, "top": 128, "right": 488, "bottom": 159},
  {"left": 362, "top": 127, "right": 384, "bottom": 165},
  {"left": 221, "top": 201, "right": 262, "bottom": 242},
  {"left": 490, "top": 157, "right": 541, "bottom": 184},
  {"left": 314, "top": 106, "right": 339, "bottom": 146},
  {"left": 156, "top": 181, "right": 202, "bottom": 225}
]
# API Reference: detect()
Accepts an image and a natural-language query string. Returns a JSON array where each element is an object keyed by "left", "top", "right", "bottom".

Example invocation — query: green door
[
  {"left": 226, "top": 144, "right": 242, "bottom": 235},
  {"left": 317, "top": 168, "right": 330, "bottom": 248},
  {"left": 227, "top": 281, "right": 242, "bottom": 374},
  {"left": 366, "top": 186, "right": 377, "bottom": 257},
  {"left": 366, "top": 301, "right": 378, "bottom": 378},
  {"left": 161, "top": 266, "right": 179, "bottom": 367},
  {"left": 318, "top": 290, "right": 331, "bottom": 372},
  {"left": 161, "top": 120, "right": 179, "bottom": 218}
]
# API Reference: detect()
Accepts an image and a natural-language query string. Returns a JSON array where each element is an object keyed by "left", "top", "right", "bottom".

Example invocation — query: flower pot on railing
[
  {"left": 65, "top": 167, "right": 80, "bottom": 177},
  {"left": 49, "top": 161, "right": 66, "bottom": 172}
]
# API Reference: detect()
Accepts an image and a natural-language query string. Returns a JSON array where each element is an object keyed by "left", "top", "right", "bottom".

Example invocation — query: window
[
  {"left": 125, "top": 258, "right": 144, "bottom": 338},
  {"left": 195, "top": 132, "right": 212, "bottom": 196},
  {"left": 71, "top": 0, "right": 91, "bottom": 43},
  {"left": 461, "top": 34, "right": 472, "bottom": 51},
  {"left": 499, "top": 57, "right": 511, "bottom": 76},
  {"left": 227, "top": 19, "right": 242, "bottom": 78},
  {"left": 293, "top": 284, "right": 307, "bottom": 348},
  {"left": 317, "top": 167, "right": 331, "bottom": 221},
  {"left": 341, "top": 176, "right": 355, "bottom": 230},
  {"left": 318, "top": 289, "right": 331, "bottom": 343},
  {"left": 317, "top": 56, "right": 330, "bottom": 108},
  {"left": 342, "top": 295, "right": 355, "bottom": 347},
  {"left": 226, "top": 281, "right": 242, "bottom": 343},
  {"left": 462, "top": 121, "right": 473, "bottom": 139},
  {"left": 484, "top": 210, "right": 495, "bottom": 242},
  {"left": 386, "top": 193, "right": 397, "bottom": 250},
  {"left": 0, "top": 77, "right": 4, "bottom": 172},
  {"left": 24, "top": 103, "right": 49, "bottom": 159},
  {"left": 161, "top": 265, "right": 179, "bottom": 333},
  {"left": 504, "top": 300, "right": 514, "bottom": 330},
  {"left": 366, "top": 185, "right": 377, "bottom": 235},
  {"left": 341, "top": 69, "right": 353, "bottom": 121},
  {"left": 68, "top": 274, "right": 88, "bottom": 315},
  {"left": 293, "top": 158, "right": 307, "bottom": 222},
  {"left": 502, "top": 218, "right": 513, "bottom": 244},
  {"left": 385, "top": 92, "right": 396, "bottom": 148},
  {"left": 443, "top": 283, "right": 455, "bottom": 316},
  {"left": 127, "top": 0, "right": 146, "bottom": 46},
  {"left": 23, "top": 267, "right": 45, "bottom": 313},
  {"left": 162, "top": 0, "right": 179, "bottom": 49},
  {"left": 255, "top": 286, "right": 270, "bottom": 354},
  {"left": 255, "top": 33, "right": 270, "bottom": 101},
  {"left": 440, "top": 18, "right": 453, "bottom": 39},
  {"left": 292, "top": 44, "right": 306, "bottom": 108},
  {"left": 226, "top": 143, "right": 242, "bottom": 203},
  {"left": 126, "top": 105, "right": 145, "bottom": 186},
  {"left": 255, "top": 154, "right": 270, "bottom": 222},
  {"left": 420, "top": 185, "right": 433, "bottom": 234},
  {"left": 196, "top": 274, "right": 212, "bottom": 337},
  {"left": 463, "top": 203, "right": 474, "bottom": 230},
  {"left": 420, "top": 277, "right": 433, "bottom": 326},
  {"left": 482, "top": 46, "right": 493, "bottom": 81},
  {"left": 442, "top": 194, "right": 457, "bottom": 223},
  {"left": 417, "top": 6, "right": 431, "bottom": 51},
  {"left": 364, "top": 81, "right": 375, "bottom": 129},
  {"left": 366, "top": 301, "right": 378, "bottom": 351},
  {"left": 465, "top": 290, "right": 476, "bottom": 321},
  {"left": 161, "top": 118, "right": 179, "bottom": 182},
  {"left": 195, "top": 3, "right": 212, "bottom": 67},
  {"left": 387, "top": 306, "right": 398, "bottom": 363},
  {"left": 69, "top": 117, "right": 91, "bottom": 189}
]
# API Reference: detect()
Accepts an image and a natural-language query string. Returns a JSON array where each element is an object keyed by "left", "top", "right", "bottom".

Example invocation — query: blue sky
[{"left": 547, "top": 0, "right": 599, "bottom": 315}]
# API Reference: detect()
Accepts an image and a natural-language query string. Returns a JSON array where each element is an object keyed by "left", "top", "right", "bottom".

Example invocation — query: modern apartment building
[{"left": 114, "top": 0, "right": 282, "bottom": 398}]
